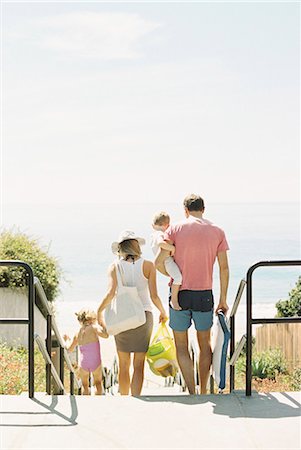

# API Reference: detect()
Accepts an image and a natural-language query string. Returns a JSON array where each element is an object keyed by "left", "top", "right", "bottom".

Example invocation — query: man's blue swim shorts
[{"left": 169, "top": 289, "right": 214, "bottom": 332}]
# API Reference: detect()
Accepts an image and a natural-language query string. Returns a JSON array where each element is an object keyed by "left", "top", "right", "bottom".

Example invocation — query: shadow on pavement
[
  {"left": 137, "top": 391, "right": 301, "bottom": 419},
  {"left": 0, "top": 395, "right": 78, "bottom": 427}
]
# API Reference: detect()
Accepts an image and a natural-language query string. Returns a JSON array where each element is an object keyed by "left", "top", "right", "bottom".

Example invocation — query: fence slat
[{"left": 255, "top": 323, "right": 301, "bottom": 368}]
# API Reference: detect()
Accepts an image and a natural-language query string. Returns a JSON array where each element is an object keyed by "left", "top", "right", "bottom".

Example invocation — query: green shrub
[
  {"left": 290, "top": 367, "right": 301, "bottom": 390},
  {"left": 236, "top": 348, "right": 288, "bottom": 380},
  {"left": 276, "top": 277, "right": 301, "bottom": 317},
  {"left": 0, "top": 230, "right": 61, "bottom": 301}
]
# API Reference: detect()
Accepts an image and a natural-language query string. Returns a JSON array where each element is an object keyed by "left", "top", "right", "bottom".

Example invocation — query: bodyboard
[{"left": 212, "top": 311, "right": 231, "bottom": 391}]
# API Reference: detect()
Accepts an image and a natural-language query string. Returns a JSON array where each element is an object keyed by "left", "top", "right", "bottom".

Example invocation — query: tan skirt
[{"left": 114, "top": 311, "right": 153, "bottom": 353}]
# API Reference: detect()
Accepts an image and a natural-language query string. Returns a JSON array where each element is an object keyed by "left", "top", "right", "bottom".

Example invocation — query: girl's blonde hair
[
  {"left": 75, "top": 309, "right": 97, "bottom": 325},
  {"left": 118, "top": 239, "right": 142, "bottom": 260}
]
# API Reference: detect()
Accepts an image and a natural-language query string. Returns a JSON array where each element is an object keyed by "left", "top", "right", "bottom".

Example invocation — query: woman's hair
[
  {"left": 75, "top": 309, "right": 97, "bottom": 325},
  {"left": 118, "top": 239, "right": 142, "bottom": 260}
]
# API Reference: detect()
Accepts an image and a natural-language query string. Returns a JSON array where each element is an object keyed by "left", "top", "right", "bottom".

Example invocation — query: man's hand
[{"left": 215, "top": 302, "right": 229, "bottom": 315}]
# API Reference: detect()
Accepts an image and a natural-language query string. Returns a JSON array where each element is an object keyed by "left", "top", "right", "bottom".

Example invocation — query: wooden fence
[{"left": 255, "top": 323, "right": 301, "bottom": 369}]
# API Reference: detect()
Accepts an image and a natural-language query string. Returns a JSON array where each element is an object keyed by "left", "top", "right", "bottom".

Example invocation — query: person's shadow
[
  {"left": 137, "top": 390, "right": 301, "bottom": 419},
  {"left": 0, "top": 395, "right": 78, "bottom": 427}
]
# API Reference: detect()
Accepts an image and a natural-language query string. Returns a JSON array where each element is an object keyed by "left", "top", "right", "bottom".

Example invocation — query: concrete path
[{"left": 0, "top": 391, "right": 300, "bottom": 449}]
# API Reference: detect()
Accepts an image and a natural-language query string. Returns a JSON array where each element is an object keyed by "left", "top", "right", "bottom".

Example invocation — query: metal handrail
[
  {"left": 34, "top": 277, "right": 82, "bottom": 394},
  {"left": 34, "top": 334, "right": 66, "bottom": 394},
  {"left": 229, "top": 334, "right": 246, "bottom": 366},
  {"left": 246, "top": 260, "right": 301, "bottom": 396},
  {"left": 0, "top": 260, "right": 81, "bottom": 397},
  {"left": 0, "top": 260, "right": 35, "bottom": 397},
  {"left": 229, "top": 279, "right": 246, "bottom": 392}
]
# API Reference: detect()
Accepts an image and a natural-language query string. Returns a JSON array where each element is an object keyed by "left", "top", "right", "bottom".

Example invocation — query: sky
[{"left": 1, "top": 1, "right": 300, "bottom": 210}]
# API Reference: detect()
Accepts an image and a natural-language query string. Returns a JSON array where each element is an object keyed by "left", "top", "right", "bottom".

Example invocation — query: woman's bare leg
[
  {"left": 131, "top": 352, "right": 146, "bottom": 396},
  {"left": 117, "top": 351, "right": 131, "bottom": 395}
]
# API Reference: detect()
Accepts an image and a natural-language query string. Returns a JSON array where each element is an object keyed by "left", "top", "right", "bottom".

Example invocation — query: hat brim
[{"left": 111, "top": 237, "right": 145, "bottom": 255}]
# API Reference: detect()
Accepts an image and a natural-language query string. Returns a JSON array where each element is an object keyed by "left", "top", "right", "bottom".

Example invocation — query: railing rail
[
  {"left": 229, "top": 279, "right": 246, "bottom": 392},
  {"left": 34, "top": 277, "right": 81, "bottom": 394},
  {"left": 34, "top": 333, "right": 66, "bottom": 394},
  {"left": 0, "top": 260, "right": 82, "bottom": 397},
  {"left": 246, "top": 260, "right": 301, "bottom": 396},
  {"left": 0, "top": 260, "right": 35, "bottom": 397}
]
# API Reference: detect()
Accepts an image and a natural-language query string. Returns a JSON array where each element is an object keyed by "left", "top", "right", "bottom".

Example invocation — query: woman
[{"left": 97, "top": 230, "right": 167, "bottom": 396}]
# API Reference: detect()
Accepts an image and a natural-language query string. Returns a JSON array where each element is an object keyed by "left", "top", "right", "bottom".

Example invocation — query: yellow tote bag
[{"left": 146, "top": 323, "right": 178, "bottom": 377}]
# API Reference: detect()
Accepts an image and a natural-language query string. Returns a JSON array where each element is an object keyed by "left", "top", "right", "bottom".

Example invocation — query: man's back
[{"left": 165, "top": 216, "right": 229, "bottom": 291}]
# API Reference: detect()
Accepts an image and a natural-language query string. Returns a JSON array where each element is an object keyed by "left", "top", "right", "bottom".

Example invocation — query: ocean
[{"left": 2, "top": 202, "right": 300, "bottom": 340}]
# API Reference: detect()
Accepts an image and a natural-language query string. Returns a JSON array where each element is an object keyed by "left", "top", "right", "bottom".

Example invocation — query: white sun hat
[{"left": 111, "top": 230, "right": 146, "bottom": 255}]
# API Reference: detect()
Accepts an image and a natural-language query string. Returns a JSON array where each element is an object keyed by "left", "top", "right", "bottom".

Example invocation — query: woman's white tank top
[{"left": 118, "top": 258, "right": 153, "bottom": 312}]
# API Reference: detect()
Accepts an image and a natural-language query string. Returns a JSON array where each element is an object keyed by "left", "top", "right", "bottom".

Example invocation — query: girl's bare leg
[
  {"left": 92, "top": 365, "right": 103, "bottom": 395},
  {"left": 79, "top": 368, "right": 90, "bottom": 395}
]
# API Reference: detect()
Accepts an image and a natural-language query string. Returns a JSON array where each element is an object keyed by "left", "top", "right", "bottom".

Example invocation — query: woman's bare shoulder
[
  {"left": 143, "top": 259, "right": 155, "bottom": 277},
  {"left": 108, "top": 262, "right": 116, "bottom": 274}
]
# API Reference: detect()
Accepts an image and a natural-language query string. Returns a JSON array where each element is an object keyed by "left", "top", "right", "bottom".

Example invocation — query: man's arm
[{"left": 216, "top": 251, "right": 229, "bottom": 314}]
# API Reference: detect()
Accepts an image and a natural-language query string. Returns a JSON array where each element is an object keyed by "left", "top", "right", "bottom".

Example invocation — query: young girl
[{"left": 65, "top": 308, "right": 109, "bottom": 395}]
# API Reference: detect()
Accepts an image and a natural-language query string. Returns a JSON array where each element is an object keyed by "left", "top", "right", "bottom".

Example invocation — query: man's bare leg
[
  {"left": 196, "top": 329, "right": 212, "bottom": 394},
  {"left": 173, "top": 331, "right": 195, "bottom": 394}
]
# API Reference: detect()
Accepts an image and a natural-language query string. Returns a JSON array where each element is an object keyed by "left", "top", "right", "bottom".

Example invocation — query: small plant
[
  {"left": 235, "top": 348, "right": 287, "bottom": 380},
  {"left": 290, "top": 367, "right": 301, "bottom": 391},
  {"left": 276, "top": 276, "right": 301, "bottom": 317},
  {"left": 0, "top": 343, "right": 46, "bottom": 394},
  {"left": 0, "top": 230, "right": 61, "bottom": 301}
]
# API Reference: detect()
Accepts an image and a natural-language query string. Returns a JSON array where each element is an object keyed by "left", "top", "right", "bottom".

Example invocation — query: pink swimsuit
[{"left": 79, "top": 341, "right": 102, "bottom": 372}]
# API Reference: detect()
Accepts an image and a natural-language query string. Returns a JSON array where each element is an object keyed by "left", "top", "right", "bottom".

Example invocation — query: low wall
[
  {"left": 255, "top": 322, "right": 301, "bottom": 369},
  {"left": 0, "top": 288, "right": 47, "bottom": 348}
]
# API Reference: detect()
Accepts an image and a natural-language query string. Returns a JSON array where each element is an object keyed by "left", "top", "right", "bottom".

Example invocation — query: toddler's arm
[
  {"left": 95, "top": 324, "right": 109, "bottom": 339},
  {"left": 65, "top": 334, "right": 78, "bottom": 353}
]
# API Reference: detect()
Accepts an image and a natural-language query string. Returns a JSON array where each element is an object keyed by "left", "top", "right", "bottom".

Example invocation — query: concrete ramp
[{"left": 0, "top": 391, "right": 300, "bottom": 449}]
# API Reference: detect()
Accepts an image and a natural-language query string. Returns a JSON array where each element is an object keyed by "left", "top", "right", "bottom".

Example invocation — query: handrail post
[
  {"left": 28, "top": 265, "right": 35, "bottom": 399},
  {"left": 246, "top": 266, "right": 254, "bottom": 397},
  {"left": 70, "top": 372, "right": 74, "bottom": 396},
  {"left": 45, "top": 314, "right": 52, "bottom": 394},
  {"left": 229, "top": 315, "right": 235, "bottom": 392},
  {"left": 59, "top": 346, "right": 65, "bottom": 394}
]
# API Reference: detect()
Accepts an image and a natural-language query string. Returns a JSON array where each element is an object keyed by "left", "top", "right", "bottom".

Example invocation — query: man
[{"left": 155, "top": 194, "right": 229, "bottom": 394}]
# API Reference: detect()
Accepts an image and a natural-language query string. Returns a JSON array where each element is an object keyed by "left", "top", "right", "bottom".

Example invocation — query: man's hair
[
  {"left": 152, "top": 211, "right": 170, "bottom": 226},
  {"left": 183, "top": 194, "right": 205, "bottom": 211}
]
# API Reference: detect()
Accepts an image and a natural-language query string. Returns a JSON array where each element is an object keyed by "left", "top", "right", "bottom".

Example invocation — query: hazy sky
[{"left": 2, "top": 1, "right": 300, "bottom": 208}]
